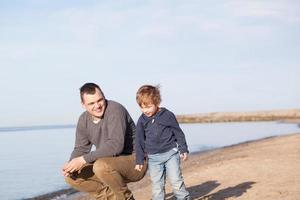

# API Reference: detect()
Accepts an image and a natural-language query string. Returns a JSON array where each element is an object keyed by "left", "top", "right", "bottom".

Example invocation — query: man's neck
[{"left": 91, "top": 116, "right": 101, "bottom": 124}]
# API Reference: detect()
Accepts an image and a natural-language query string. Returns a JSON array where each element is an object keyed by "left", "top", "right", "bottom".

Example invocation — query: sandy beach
[{"left": 70, "top": 133, "right": 300, "bottom": 200}]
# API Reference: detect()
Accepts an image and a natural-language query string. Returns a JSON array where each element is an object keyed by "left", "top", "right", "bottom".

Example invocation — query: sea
[{"left": 0, "top": 122, "right": 299, "bottom": 200}]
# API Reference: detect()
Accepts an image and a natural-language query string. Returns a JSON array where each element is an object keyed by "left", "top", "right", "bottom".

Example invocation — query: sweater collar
[{"left": 141, "top": 107, "right": 167, "bottom": 122}]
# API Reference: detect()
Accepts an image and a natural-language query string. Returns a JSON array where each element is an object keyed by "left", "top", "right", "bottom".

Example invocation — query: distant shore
[
  {"left": 176, "top": 108, "right": 300, "bottom": 123},
  {"left": 65, "top": 132, "right": 300, "bottom": 200}
]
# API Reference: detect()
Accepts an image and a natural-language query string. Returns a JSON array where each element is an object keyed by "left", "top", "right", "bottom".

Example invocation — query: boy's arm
[
  {"left": 135, "top": 118, "right": 146, "bottom": 165},
  {"left": 168, "top": 112, "right": 189, "bottom": 154},
  {"left": 135, "top": 164, "right": 144, "bottom": 171},
  {"left": 180, "top": 152, "right": 188, "bottom": 161}
]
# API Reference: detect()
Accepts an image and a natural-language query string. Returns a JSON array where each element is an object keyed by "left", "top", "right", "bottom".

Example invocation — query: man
[{"left": 62, "top": 83, "right": 147, "bottom": 200}]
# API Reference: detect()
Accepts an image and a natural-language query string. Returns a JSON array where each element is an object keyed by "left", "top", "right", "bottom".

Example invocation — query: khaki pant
[{"left": 65, "top": 154, "right": 147, "bottom": 200}]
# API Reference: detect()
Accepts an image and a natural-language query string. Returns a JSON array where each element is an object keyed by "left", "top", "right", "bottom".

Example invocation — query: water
[
  {"left": 0, "top": 128, "right": 75, "bottom": 200},
  {"left": 181, "top": 122, "right": 299, "bottom": 152},
  {"left": 0, "top": 122, "right": 299, "bottom": 200}
]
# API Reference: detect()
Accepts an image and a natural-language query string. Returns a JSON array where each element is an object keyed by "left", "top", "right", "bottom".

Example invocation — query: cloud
[
  {"left": 225, "top": 0, "right": 300, "bottom": 23},
  {"left": 134, "top": 0, "right": 300, "bottom": 42}
]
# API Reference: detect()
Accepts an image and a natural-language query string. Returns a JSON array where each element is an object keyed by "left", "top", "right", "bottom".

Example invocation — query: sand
[{"left": 72, "top": 133, "right": 300, "bottom": 200}]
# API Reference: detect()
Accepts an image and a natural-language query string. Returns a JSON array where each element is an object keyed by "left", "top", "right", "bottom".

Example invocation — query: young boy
[{"left": 135, "top": 85, "right": 190, "bottom": 200}]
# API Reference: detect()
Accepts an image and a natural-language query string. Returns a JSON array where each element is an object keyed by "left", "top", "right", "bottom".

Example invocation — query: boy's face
[{"left": 140, "top": 103, "right": 159, "bottom": 117}]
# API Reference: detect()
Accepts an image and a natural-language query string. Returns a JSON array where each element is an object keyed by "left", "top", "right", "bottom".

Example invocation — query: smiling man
[{"left": 62, "top": 83, "right": 147, "bottom": 200}]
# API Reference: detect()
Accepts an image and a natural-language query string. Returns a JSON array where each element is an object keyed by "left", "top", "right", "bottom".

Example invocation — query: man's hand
[
  {"left": 62, "top": 162, "right": 71, "bottom": 177},
  {"left": 62, "top": 156, "right": 86, "bottom": 177},
  {"left": 135, "top": 164, "right": 143, "bottom": 171},
  {"left": 180, "top": 152, "right": 188, "bottom": 161}
]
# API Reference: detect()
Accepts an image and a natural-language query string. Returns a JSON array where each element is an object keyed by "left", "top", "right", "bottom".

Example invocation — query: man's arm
[
  {"left": 70, "top": 115, "right": 92, "bottom": 160},
  {"left": 62, "top": 115, "right": 91, "bottom": 176}
]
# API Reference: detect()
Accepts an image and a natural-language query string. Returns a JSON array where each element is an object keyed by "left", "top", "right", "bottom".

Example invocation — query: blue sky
[{"left": 0, "top": 0, "right": 299, "bottom": 126}]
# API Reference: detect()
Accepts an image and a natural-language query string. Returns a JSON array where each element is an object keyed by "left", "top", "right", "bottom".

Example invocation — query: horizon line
[{"left": 0, "top": 124, "right": 76, "bottom": 132}]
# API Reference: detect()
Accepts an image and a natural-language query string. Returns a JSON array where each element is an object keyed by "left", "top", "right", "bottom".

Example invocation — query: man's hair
[
  {"left": 136, "top": 85, "right": 161, "bottom": 107},
  {"left": 80, "top": 83, "right": 104, "bottom": 102}
]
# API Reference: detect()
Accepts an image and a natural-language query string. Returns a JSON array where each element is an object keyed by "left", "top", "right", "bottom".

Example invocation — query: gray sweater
[{"left": 70, "top": 100, "right": 136, "bottom": 163}]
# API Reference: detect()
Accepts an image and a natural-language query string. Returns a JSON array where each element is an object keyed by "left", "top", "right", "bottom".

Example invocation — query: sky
[{"left": 0, "top": 0, "right": 299, "bottom": 126}]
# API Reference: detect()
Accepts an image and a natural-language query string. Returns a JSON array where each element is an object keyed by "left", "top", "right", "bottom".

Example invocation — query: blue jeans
[{"left": 148, "top": 148, "right": 190, "bottom": 200}]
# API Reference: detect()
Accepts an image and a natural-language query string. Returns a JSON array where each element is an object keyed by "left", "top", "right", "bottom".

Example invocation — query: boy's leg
[
  {"left": 65, "top": 164, "right": 116, "bottom": 200},
  {"left": 165, "top": 151, "right": 190, "bottom": 200},
  {"left": 148, "top": 153, "right": 167, "bottom": 200},
  {"left": 93, "top": 154, "right": 147, "bottom": 200}
]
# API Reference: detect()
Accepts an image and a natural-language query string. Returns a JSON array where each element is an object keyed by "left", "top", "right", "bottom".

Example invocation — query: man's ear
[{"left": 81, "top": 101, "right": 85, "bottom": 109}]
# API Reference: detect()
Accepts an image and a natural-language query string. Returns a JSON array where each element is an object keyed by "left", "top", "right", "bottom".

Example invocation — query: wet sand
[{"left": 72, "top": 133, "right": 300, "bottom": 200}]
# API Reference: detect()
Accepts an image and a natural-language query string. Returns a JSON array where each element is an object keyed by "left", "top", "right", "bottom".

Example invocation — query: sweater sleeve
[
  {"left": 135, "top": 117, "right": 146, "bottom": 165},
  {"left": 83, "top": 107, "right": 127, "bottom": 163},
  {"left": 70, "top": 115, "right": 92, "bottom": 160},
  {"left": 168, "top": 111, "right": 189, "bottom": 154}
]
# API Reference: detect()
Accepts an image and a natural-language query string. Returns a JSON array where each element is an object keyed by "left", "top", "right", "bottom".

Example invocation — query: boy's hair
[
  {"left": 136, "top": 85, "right": 161, "bottom": 106},
  {"left": 80, "top": 83, "right": 104, "bottom": 102}
]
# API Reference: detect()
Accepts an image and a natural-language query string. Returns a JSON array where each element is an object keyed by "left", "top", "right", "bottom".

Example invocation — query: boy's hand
[
  {"left": 135, "top": 164, "right": 143, "bottom": 171},
  {"left": 180, "top": 152, "right": 188, "bottom": 161}
]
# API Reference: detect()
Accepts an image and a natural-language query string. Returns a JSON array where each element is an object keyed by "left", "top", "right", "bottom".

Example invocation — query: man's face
[{"left": 81, "top": 88, "right": 106, "bottom": 119}]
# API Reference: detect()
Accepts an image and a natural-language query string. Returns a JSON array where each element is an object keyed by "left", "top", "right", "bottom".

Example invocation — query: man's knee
[
  {"left": 65, "top": 176, "right": 77, "bottom": 187},
  {"left": 93, "top": 158, "right": 112, "bottom": 178}
]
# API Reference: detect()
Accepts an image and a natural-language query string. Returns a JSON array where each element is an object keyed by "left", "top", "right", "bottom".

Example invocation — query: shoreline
[
  {"left": 34, "top": 132, "right": 300, "bottom": 200},
  {"left": 23, "top": 188, "right": 77, "bottom": 200},
  {"left": 131, "top": 132, "right": 300, "bottom": 199}
]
